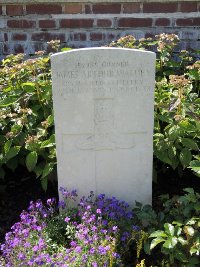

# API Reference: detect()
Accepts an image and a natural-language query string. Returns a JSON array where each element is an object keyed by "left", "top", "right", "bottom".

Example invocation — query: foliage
[
  {"left": 0, "top": 49, "right": 56, "bottom": 190},
  {"left": 128, "top": 188, "right": 200, "bottom": 266},
  {"left": 0, "top": 188, "right": 199, "bottom": 266},
  {"left": 109, "top": 34, "right": 200, "bottom": 179}
]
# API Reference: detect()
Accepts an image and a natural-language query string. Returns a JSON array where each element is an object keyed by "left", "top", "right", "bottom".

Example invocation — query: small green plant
[{"left": 130, "top": 188, "right": 200, "bottom": 266}]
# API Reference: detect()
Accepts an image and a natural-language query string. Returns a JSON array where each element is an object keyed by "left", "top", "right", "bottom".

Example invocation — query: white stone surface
[{"left": 51, "top": 47, "right": 156, "bottom": 205}]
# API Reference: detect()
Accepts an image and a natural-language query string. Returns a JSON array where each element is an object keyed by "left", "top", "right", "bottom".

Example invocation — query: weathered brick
[
  {"left": 60, "top": 19, "right": 93, "bottom": 28},
  {"left": 90, "top": 32, "right": 103, "bottom": 41},
  {"left": 7, "top": 20, "right": 36, "bottom": 28},
  {"left": 176, "top": 18, "right": 200, "bottom": 26},
  {"left": 64, "top": 4, "right": 82, "bottom": 14},
  {"left": 85, "top": 5, "right": 91, "bottom": 14},
  {"left": 39, "top": 20, "right": 56, "bottom": 29},
  {"left": 143, "top": 2, "right": 178, "bottom": 13},
  {"left": 106, "top": 32, "right": 118, "bottom": 41},
  {"left": 31, "top": 32, "right": 65, "bottom": 42},
  {"left": 97, "top": 19, "right": 112, "bottom": 27},
  {"left": 123, "top": 3, "right": 140, "bottom": 13},
  {"left": 14, "top": 44, "right": 24, "bottom": 53},
  {"left": 180, "top": 1, "right": 197, "bottom": 12},
  {"left": 155, "top": 18, "right": 170, "bottom": 26},
  {"left": 73, "top": 32, "right": 87, "bottom": 41},
  {"left": 118, "top": 18, "right": 152, "bottom": 27},
  {"left": 91, "top": 4, "right": 121, "bottom": 14},
  {"left": 12, "top": 33, "right": 27, "bottom": 41},
  {"left": 6, "top": 5, "right": 23, "bottom": 16},
  {"left": 26, "top": 4, "right": 62, "bottom": 14}
]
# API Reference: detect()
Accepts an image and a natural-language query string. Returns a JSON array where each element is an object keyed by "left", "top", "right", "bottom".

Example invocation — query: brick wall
[{"left": 0, "top": 1, "right": 200, "bottom": 57}]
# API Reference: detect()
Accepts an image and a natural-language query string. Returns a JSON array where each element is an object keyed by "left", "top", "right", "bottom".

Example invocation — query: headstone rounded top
[{"left": 51, "top": 47, "right": 156, "bottom": 60}]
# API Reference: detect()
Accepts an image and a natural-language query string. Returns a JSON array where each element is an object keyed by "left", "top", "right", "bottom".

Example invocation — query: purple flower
[{"left": 64, "top": 217, "right": 70, "bottom": 223}]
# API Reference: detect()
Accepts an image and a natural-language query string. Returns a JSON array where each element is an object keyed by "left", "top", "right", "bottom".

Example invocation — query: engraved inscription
[{"left": 53, "top": 60, "right": 153, "bottom": 97}]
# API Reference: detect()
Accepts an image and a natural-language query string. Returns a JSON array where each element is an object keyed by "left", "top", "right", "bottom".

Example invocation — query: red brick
[
  {"left": 97, "top": 19, "right": 112, "bottom": 27},
  {"left": 180, "top": 2, "right": 197, "bottom": 12},
  {"left": 6, "top": 5, "right": 23, "bottom": 16},
  {"left": 107, "top": 32, "right": 118, "bottom": 41},
  {"left": 85, "top": 5, "right": 91, "bottom": 13},
  {"left": 34, "top": 43, "right": 46, "bottom": 52},
  {"left": 90, "top": 32, "right": 103, "bottom": 41},
  {"left": 31, "top": 32, "right": 65, "bottom": 42},
  {"left": 73, "top": 33, "right": 87, "bottom": 41},
  {"left": 118, "top": 18, "right": 152, "bottom": 27},
  {"left": 64, "top": 4, "right": 82, "bottom": 14},
  {"left": 145, "top": 33, "right": 154, "bottom": 39},
  {"left": 91, "top": 4, "right": 121, "bottom": 14},
  {"left": 123, "top": 3, "right": 140, "bottom": 13},
  {"left": 39, "top": 20, "right": 56, "bottom": 29},
  {"left": 143, "top": 2, "right": 178, "bottom": 13},
  {"left": 12, "top": 33, "right": 27, "bottom": 41},
  {"left": 7, "top": 20, "right": 36, "bottom": 28},
  {"left": 60, "top": 19, "right": 93, "bottom": 28},
  {"left": 26, "top": 4, "right": 62, "bottom": 14},
  {"left": 14, "top": 44, "right": 24, "bottom": 54},
  {"left": 176, "top": 18, "right": 200, "bottom": 26},
  {"left": 155, "top": 18, "right": 170, "bottom": 26}
]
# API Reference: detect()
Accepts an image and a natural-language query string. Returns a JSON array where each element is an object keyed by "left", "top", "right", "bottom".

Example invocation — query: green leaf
[
  {"left": 5, "top": 146, "right": 20, "bottom": 161},
  {"left": 164, "top": 223, "right": 174, "bottom": 236},
  {"left": 61, "top": 47, "right": 72, "bottom": 52},
  {"left": 180, "top": 148, "right": 192, "bottom": 168},
  {"left": 40, "top": 135, "right": 55, "bottom": 149},
  {"left": 47, "top": 115, "right": 54, "bottom": 126},
  {"left": 150, "top": 237, "right": 165, "bottom": 250},
  {"left": 149, "top": 230, "right": 167, "bottom": 238},
  {"left": 189, "top": 160, "right": 200, "bottom": 171},
  {"left": 11, "top": 124, "right": 23, "bottom": 135},
  {"left": 41, "top": 162, "right": 54, "bottom": 179},
  {"left": 168, "top": 125, "right": 180, "bottom": 141},
  {"left": 41, "top": 177, "right": 48, "bottom": 191},
  {"left": 181, "top": 138, "right": 199, "bottom": 151},
  {"left": 4, "top": 140, "right": 12, "bottom": 154},
  {"left": 178, "top": 237, "right": 187, "bottom": 246},
  {"left": 22, "top": 82, "right": 35, "bottom": 93},
  {"left": 0, "top": 95, "right": 21, "bottom": 107},
  {"left": 26, "top": 151, "right": 38, "bottom": 172},
  {"left": 163, "top": 237, "right": 177, "bottom": 249},
  {"left": 183, "top": 188, "right": 195, "bottom": 194}
]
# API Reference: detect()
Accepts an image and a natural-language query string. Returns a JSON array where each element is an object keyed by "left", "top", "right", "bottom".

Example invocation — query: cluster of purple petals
[{"left": 0, "top": 189, "right": 137, "bottom": 266}]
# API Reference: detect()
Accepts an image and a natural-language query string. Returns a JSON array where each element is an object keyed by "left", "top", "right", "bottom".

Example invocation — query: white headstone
[{"left": 51, "top": 48, "right": 156, "bottom": 205}]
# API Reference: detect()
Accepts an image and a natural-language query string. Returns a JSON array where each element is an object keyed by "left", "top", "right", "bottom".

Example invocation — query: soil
[{"left": 0, "top": 163, "right": 200, "bottom": 245}]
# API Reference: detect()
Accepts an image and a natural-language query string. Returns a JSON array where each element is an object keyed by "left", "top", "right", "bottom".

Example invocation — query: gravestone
[{"left": 51, "top": 48, "right": 156, "bottom": 205}]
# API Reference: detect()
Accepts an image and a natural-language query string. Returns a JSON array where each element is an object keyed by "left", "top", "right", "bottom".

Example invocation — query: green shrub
[{"left": 0, "top": 50, "right": 55, "bottom": 190}]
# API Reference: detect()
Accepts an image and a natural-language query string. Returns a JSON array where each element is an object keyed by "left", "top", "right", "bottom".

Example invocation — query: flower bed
[{"left": 1, "top": 188, "right": 199, "bottom": 266}]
